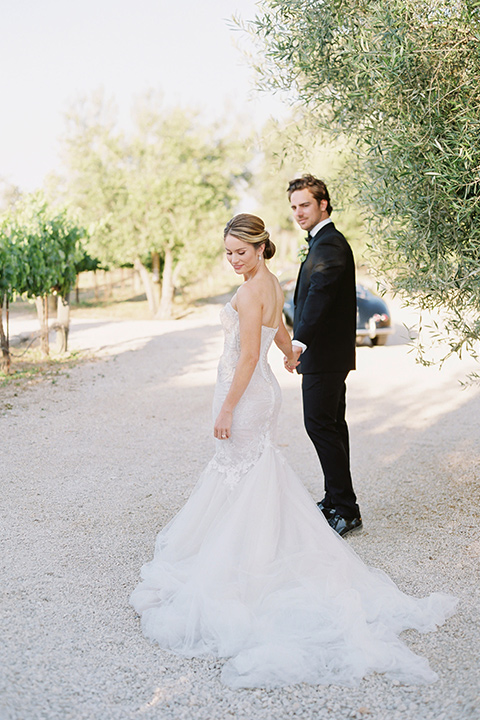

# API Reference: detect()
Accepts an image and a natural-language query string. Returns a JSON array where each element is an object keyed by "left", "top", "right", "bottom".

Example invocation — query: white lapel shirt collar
[{"left": 310, "top": 217, "right": 332, "bottom": 239}]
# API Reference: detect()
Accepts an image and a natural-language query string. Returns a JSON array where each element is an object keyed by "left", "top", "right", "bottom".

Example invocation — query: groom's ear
[{"left": 319, "top": 199, "right": 328, "bottom": 213}]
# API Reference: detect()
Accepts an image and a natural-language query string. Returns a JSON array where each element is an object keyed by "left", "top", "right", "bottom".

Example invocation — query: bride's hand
[
  {"left": 214, "top": 408, "right": 232, "bottom": 440},
  {"left": 284, "top": 347, "right": 301, "bottom": 373}
]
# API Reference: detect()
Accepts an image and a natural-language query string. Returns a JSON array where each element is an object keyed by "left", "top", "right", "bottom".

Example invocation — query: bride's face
[{"left": 224, "top": 234, "right": 259, "bottom": 275}]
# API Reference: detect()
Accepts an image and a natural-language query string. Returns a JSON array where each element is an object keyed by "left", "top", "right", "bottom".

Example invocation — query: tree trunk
[
  {"left": 151, "top": 251, "right": 160, "bottom": 284},
  {"left": 47, "top": 294, "right": 58, "bottom": 315},
  {"left": 156, "top": 246, "right": 174, "bottom": 320},
  {"left": 134, "top": 257, "right": 158, "bottom": 316},
  {"left": 56, "top": 294, "right": 70, "bottom": 353},
  {"left": 133, "top": 267, "right": 141, "bottom": 294},
  {"left": 35, "top": 296, "right": 50, "bottom": 357},
  {"left": 0, "top": 296, "right": 10, "bottom": 374}
]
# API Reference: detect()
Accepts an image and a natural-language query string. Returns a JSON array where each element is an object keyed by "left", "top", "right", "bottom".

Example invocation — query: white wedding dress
[{"left": 130, "top": 302, "right": 457, "bottom": 688}]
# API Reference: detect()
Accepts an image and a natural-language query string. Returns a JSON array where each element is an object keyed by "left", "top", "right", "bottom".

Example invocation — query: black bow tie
[{"left": 306, "top": 234, "right": 312, "bottom": 245}]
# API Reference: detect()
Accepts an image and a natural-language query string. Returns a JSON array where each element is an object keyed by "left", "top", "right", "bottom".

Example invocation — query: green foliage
[
  {"left": 250, "top": 0, "right": 480, "bottom": 360},
  {"left": 0, "top": 222, "right": 21, "bottom": 301},
  {"left": 0, "top": 193, "right": 87, "bottom": 299},
  {"left": 61, "top": 93, "right": 251, "bottom": 288},
  {"left": 250, "top": 113, "right": 370, "bottom": 266},
  {"left": 75, "top": 249, "right": 102, "bottom": 274}
]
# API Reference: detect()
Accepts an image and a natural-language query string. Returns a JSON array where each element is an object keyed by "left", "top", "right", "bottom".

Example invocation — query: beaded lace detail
[{"left": 210, "top": 302, "right": 281, "bottom": 487}]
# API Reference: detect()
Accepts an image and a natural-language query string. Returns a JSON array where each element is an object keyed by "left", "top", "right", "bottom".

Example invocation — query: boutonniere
[{"left": 297, "top": 244, "right": 309, "bottom": 262}]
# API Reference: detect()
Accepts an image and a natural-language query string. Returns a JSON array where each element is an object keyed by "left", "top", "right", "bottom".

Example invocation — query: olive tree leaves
[{"left": 250, "top": 0, "right": 480, "bottom": 367}]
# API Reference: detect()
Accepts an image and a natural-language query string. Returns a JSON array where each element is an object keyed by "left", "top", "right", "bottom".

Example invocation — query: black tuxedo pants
[{"left": 301, "top": 372, "right": 360, "bottom": 519}]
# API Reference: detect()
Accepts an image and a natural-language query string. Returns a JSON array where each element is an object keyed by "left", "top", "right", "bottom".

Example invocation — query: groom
[{"left": 285, "top": 174, "right": 362, "bottom": 536}]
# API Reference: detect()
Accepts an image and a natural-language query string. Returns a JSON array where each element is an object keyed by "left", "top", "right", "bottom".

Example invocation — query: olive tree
[
  {"left": 247, "top": 0, "right": 480, "bottom": 365},
  {"left": 62, "top": 94, "right": 251, "bottom": 318},
  {"left": 250, "top": 114, "right": 370, "bottom": 268}
]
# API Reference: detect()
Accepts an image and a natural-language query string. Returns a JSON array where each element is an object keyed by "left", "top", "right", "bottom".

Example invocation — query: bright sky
[{"left": 0, "top": 0, "right": 287, "bottom": 191}]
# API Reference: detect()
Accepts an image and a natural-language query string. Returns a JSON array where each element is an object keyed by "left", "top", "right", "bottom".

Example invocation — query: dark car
[
  {"left": 281, "top": 280, "right": 393, "bottom": 347},
  {"left": 354, "top": 284, "right": 393, "bottom": 346}
]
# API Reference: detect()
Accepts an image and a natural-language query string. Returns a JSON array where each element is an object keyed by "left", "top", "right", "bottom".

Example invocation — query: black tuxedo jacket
[{"left": 293, "top": 221, "right": 356, "bottom": 374}]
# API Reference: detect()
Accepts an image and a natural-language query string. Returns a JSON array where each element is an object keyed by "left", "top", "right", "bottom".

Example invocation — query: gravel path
[{"left": 1, "top": 301, "right": 479, "bottom": 720}]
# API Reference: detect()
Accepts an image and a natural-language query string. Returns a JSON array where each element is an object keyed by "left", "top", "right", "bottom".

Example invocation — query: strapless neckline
[{"left": 226, "top": 301, "right": 278, "bottom": 332}]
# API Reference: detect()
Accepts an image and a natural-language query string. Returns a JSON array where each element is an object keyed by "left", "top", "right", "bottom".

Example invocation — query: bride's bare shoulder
[{"left": 236, "top": 282, "right": 262, "bottom": 308}]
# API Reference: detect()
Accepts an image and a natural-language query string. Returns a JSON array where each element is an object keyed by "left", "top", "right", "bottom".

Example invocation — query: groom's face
[{"left": 290, "top": 188, "right": 327, "bottom": 233}]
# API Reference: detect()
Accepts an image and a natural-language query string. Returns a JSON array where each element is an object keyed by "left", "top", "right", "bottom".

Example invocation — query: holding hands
[{"left": 284, "top": 346, "right": 302, "bottom": 373}]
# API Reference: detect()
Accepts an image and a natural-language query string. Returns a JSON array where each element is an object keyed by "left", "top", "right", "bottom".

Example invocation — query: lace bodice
[
  {"left": 210, "top": 302, "right": 282, "bottom": 486},
  {"left": 216, "top": 302, "right": 278, "bottom": 383}
]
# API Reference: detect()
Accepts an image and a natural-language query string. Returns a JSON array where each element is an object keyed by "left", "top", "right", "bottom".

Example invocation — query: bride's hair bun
[
  {"left": 263, "top": 235, "right": 276, "bottom": 260},
  {"left": 224, "top": 213, "right": 276, "bottom": 260}
]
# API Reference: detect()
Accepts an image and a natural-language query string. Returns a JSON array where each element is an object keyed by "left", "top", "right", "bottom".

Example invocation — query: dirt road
[{"left": 1, "top": 301, "right": 479, "bottom": 720}]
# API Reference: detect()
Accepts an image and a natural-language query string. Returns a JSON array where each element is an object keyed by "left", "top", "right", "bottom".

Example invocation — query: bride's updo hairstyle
[{"left": 224, "top": 214, "right": 276, "bottom": 260}]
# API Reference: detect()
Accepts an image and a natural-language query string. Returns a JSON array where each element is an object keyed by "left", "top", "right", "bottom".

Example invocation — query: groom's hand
[{"left": 284, "top": 347, "right": 302, "bottom": 373}]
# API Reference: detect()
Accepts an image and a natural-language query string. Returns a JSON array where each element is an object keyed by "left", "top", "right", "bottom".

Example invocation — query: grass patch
[{"left": 0, "top": 348, "right": 90, "bottom": 391}]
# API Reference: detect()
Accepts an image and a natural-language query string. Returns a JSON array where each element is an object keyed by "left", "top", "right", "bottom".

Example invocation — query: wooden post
[
  {"left": 56, "top": 294, "right": 70, "bottom": 353},
  {"left": 0, "top": 296, "right": 11, "bottom": 374}
]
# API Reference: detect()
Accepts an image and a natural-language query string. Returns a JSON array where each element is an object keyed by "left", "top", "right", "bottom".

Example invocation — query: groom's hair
[{"left": 287, "top": 174, "right": 333, "bottom": 216}]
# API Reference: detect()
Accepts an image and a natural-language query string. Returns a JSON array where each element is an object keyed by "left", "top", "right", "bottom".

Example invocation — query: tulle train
[{"left": 130, "top": 444, "right": 457, "bottom": 688}]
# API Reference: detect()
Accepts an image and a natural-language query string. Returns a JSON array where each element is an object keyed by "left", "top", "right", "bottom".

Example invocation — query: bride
[{"left": 130, "top": 213, "right": 457, "bottom": 688}]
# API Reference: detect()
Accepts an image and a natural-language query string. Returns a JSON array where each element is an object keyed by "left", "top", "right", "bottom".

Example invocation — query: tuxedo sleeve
[{"left": 293, "top": 241, "right": 347, "bottom": 347}]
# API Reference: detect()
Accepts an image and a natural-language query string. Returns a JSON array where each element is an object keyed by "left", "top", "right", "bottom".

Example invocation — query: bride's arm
[
  {"left": 214, "top": 288, "right": 262, "bottom": 440},
  {"left": 274, "top": 317, "right": 293, "bottom": 356},
  {"left": 275, "top": 318, "right": 301, "bottom": 372}
]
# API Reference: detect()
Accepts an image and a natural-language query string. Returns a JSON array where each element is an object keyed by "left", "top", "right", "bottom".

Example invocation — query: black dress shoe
[
  {"left": 316, "top": 500, "right": 336, "bottom": 520},
  {"left": 328, "top": 513, "right": 363, "bottom": 537}
]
